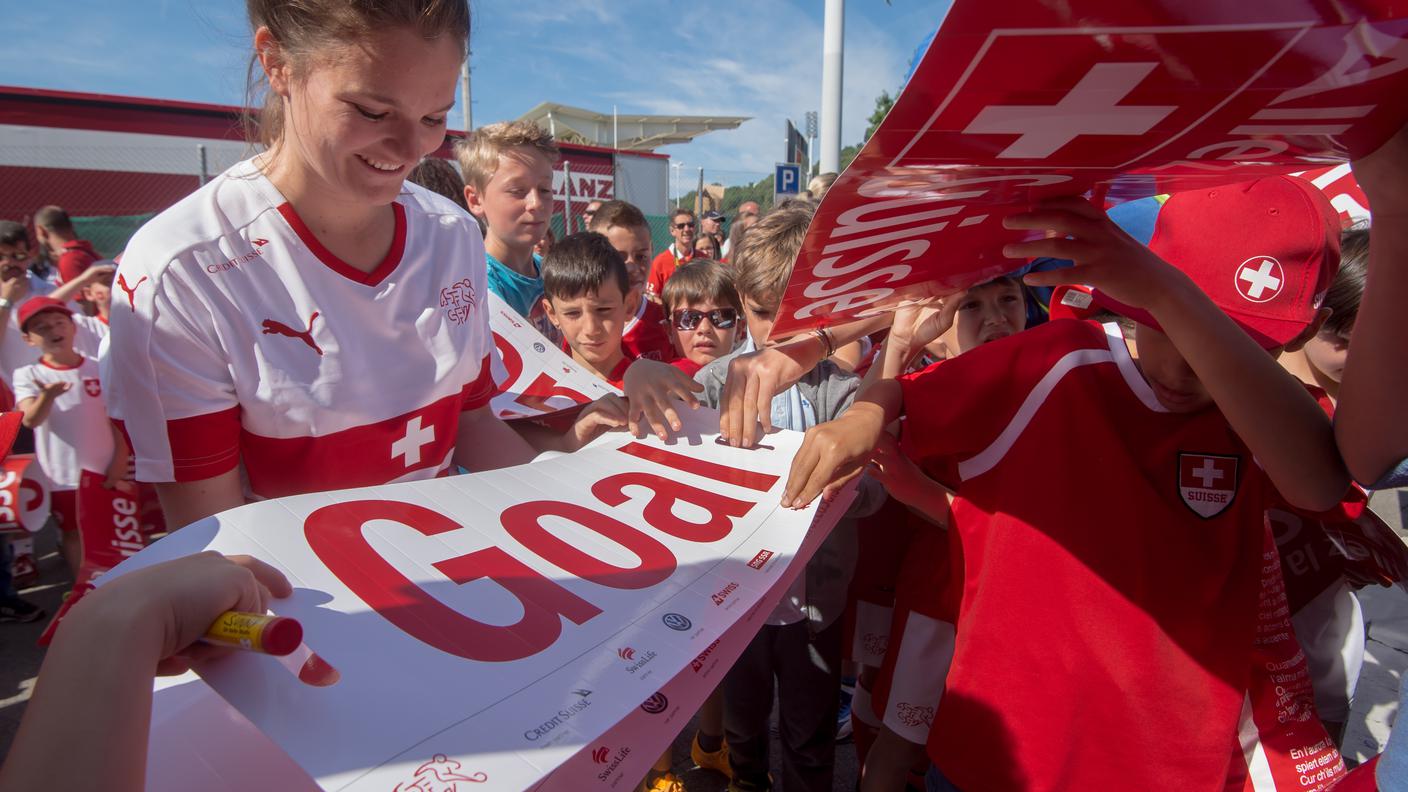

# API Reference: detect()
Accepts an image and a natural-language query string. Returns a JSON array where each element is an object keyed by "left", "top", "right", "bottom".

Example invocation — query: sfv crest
[{"left": 1178, "top": 453, "right": 1239, "bottom": 519}]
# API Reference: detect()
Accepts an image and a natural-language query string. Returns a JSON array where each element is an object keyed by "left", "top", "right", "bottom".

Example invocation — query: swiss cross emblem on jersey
[
  {"left": 392, "top": 415, "right": 436, "bottom": 468},
  {"left": 1234, "top": 256, "right": 1285, "bottom": 303},
  {"left": 1178, "top": 453, "right": 1239, "bottom": 519},
  {"left": 82, "top": 377, "right": 101, "bottom": 398},
  {"left": 440, "top": 278, "right": 477, "bottom": 325}
]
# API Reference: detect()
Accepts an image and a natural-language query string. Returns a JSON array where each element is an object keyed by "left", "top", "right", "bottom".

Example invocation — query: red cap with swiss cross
[{"left": 1091, "top": 176, "right": 1339, "bottom": 349}]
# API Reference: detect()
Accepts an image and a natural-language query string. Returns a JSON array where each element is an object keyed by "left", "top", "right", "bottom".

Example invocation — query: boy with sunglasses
[
  {"left": 660, "top": 261, "right": 742, "bottom": 376},
  {"left": 644, "top": 208, "right": 698, "bottom": 303}
]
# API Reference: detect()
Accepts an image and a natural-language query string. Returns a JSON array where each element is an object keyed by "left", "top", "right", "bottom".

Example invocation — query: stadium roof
[{"left": 517, "top": 102, "right": 749, "bottom": 152}]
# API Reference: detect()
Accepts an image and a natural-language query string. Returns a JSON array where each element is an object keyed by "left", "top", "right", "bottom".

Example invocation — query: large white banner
[{"left": 116, "top": 408, "right": 845, "bottom": 791}]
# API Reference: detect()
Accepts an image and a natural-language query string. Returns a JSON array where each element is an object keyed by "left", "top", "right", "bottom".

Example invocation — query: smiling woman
[{"left": 99, "top": 0, "right": 622, "bottom": 533}]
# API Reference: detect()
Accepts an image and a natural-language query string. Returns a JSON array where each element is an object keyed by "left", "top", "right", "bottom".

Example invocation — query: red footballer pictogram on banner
[{"left": 771, "top": 3, "right": 1408, "bottom": 338}]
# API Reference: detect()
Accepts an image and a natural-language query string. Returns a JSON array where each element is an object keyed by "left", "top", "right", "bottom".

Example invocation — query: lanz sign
[{"left": 771, "top": 3, "right": 1408, "bottom": 338}]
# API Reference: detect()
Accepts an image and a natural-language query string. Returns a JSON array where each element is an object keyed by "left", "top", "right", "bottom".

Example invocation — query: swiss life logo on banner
[{"left": 770, "top": 4, "right": 1408, "bottom": 338}]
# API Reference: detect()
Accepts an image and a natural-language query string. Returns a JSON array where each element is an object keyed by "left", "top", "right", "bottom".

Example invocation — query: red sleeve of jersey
[
  {"left": 154, "top": 406, "right": 242, "bottom": 481},
  {"left": 898, "top": 320, "right": 1104, "bottom": 473},
  {"left": 460, "top": 354, "right": 496, "bottom": 412},
  {"left": 646, "top": 251, "right": 672, "bottom": 299},
  {"left": 57, "top": 247, "right": 96, "bottom": 285}
]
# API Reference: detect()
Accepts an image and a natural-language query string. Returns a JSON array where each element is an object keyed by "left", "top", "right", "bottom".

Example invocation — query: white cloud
[
  {"left": 467, "top": 0, "right": 942, "bottom": 184},
  {"left": 602, "top": 1, "right": 931, "bottom": 183}
]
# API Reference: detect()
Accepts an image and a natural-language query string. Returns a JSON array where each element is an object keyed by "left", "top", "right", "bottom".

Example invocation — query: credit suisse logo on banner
[{"left": 771, "top": 3, "right": 1408, "bottom": 338}]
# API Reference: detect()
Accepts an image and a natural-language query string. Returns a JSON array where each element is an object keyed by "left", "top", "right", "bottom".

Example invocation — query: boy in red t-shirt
[
  {"left": 588, "top": 200, "right": 675, "bottom": 362},
  {"left": 539, "top": 232, "right": 635, "bottom": 388},
  {"left": 787, "top": 177, "right": 1351, "bottom": 792},
  {"left": 33, "top": 206, "right": 99, "bottom": 285}
]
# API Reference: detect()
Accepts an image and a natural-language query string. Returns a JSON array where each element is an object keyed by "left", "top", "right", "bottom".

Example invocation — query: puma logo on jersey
[
  {"left": 117, "top": 274, "right": 148, "bottom": 310},
  {"left": 262, "top": 312, "right": 323, "bottom": 356}
]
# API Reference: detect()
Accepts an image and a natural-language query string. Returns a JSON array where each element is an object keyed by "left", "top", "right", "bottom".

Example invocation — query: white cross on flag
[{"left": 1178, "top": 453, "right": 1240, "bottom": 518}]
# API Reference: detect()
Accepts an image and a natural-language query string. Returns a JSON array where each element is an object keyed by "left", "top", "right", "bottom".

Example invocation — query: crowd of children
[{"left": 2, "top": 3, "right": 1408, "bottom": 792}]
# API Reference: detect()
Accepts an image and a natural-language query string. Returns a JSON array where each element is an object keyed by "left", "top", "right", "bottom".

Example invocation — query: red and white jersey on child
[
  {"left": 101, "top": 159, "right": 495, "bottom": 500},
  {"left": 12, "top": 356, "right": 115, "bottom": 490},
  {"left": 621, "top": 298, "right": 674, "bottom": 362},
  {"left": 0, "top": 277, "right": 105, "bottom": 390},
  {"left": 899, "top": 319, "right": 1272, "bottom": 792}
]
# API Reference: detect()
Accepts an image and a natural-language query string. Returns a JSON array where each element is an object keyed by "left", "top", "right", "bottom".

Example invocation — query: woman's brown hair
[{"left": 243, "top": 0, "right": 470, "bottom": 147}]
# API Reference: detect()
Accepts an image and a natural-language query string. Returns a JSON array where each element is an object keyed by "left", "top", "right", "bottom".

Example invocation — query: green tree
[{"left": 864, "top": 90, "right": 895, "bottom": 142}]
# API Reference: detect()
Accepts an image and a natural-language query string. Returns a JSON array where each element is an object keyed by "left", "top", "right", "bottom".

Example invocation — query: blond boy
[{"left": 458, "top": 121, "right": 559, "bottom": 321}]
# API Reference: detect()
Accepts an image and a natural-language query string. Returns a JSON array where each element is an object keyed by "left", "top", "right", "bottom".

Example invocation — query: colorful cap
[
  {"left": 1092, "top": 176, "right": 1339, "bottom": 349},
  {"left": 17, "top": 296, "right": 73, "bottom": 332}
]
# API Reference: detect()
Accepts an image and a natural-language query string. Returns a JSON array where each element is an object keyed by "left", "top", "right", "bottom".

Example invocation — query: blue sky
[{"left": 2, "top": 0, "right": 949, "bottom": 186}]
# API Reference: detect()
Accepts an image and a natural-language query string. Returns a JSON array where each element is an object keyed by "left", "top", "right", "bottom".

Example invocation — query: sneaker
[
  {"left": 836, "top": 676, "right": 856, "bottom": 743},
  {"left": 643, "top": 771, "right": 684, "bottom": 792},
  {"left": 0, "top": 596, "right": 45, "bottom": 624},
  {"left": 691, "top": 731, "right": 733, "bottom": 779}
]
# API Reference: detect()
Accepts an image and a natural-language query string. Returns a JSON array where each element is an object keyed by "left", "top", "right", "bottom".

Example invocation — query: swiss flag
[{"left": 1178, "top": 453, "right": 1239, "bottom": 518}]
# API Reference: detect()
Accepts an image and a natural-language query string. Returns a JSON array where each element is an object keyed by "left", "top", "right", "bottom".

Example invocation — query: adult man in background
[{"left": 33, "top": 206, "right": 99, "bottom": 285}]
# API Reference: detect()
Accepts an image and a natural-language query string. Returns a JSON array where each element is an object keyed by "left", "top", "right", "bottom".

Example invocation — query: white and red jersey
[
  {"left": 12, "top": 356, "right": 115, "bottom": 490},
  {"left": 1, "top": 276, "right": 106, "bottom": 390},
  {"left": 899, "top": 319, "right": 1275, "bottom": 792},
  {"left": 101, "top": 158, "right": 495, "bottom": 500}
]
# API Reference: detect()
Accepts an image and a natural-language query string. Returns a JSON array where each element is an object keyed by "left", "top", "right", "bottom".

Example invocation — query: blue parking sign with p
[{"left": 775, "top": 163, "right": 801, "bottom": 197}]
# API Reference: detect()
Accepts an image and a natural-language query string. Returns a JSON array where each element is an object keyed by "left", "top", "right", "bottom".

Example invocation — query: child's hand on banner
[
  {"left": 719, "top": 344, "right": 810, "bottom": 447},
  {"left": 567, "top": 394, "right": 631, "bottom": 450},
  {"left": 783, "top": 404, "right": 887, "bottom": 509},
  {"left": 621, "top": 359, "right": 702, "bottom": 440}
]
